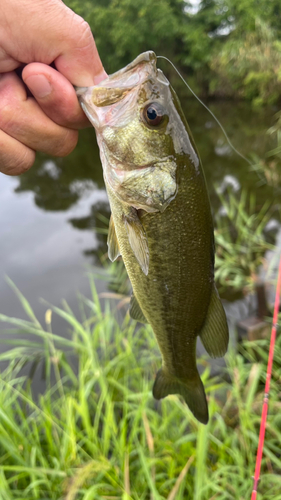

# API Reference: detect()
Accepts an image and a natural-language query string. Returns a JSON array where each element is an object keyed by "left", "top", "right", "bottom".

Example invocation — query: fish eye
[{"left": 143, "top": 102, "right": 166, "bottom": 127}]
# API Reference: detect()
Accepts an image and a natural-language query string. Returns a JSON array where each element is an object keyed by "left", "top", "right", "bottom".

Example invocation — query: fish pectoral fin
[
  {"left": 107, "top": 215, "right": 121, "bottom": 262},
  {"left": 124, "top": 212, "right": 149, "bottom": 275},
  {"left": 199, "top": 286, "right": 229, "bottom": 358},
  {"left": 153, "top": 368, "right": 209, "bottom": 425},
  {"left": 129, "top": 293, "right": 148, "bottom": 323}
]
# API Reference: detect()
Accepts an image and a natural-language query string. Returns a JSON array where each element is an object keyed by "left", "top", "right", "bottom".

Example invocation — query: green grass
[
  {"left": 214, "top": 189, "right": 275, "bottom": 295},
  {"left": 0, "top": 276, "right": 281, "bottom": 499}
]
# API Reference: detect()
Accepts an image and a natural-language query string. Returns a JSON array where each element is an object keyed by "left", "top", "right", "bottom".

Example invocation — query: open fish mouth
[
  {"left": 76, "top": 51, "right": 157, "bottom": 98},
  {"left": 75, "top": 51, "right": 169, "bottom": 131}
]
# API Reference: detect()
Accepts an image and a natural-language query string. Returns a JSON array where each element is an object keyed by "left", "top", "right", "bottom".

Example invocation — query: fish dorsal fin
[
  {"left": 107, "top": 215, "right": 121, "bottom": 262},
  {"left": 199, "top": 286, "right": 229, "bottom": 358},
  {"left": 129, "top": 293, "right": 148, "bottom": 323},
  {"left": 124, "top": 212, "right": 149, "bottom": 275}
]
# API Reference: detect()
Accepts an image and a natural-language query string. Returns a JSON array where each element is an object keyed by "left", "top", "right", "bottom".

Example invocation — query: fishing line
[{"left": 157, "top": 55, "right": 256, "bottom": 170}]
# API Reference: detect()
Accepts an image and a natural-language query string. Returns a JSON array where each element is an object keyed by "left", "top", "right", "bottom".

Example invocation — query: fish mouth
[
  {"left": 76, "top": 51, "right": 157, "bottom": 95},
  {"left": 80, "top": 101, "right": 96, "bottom": 126},
  {"left": 100, "top": 51, "right": 156, "bottom": 84},
  {"left": 79, "top": 87, "right": 138, "bottom": 129},
  {"left": 76, "top": 51, "right": 158, "bottom": 129}
]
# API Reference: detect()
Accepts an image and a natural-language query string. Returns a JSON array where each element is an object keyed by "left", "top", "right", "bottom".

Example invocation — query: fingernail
[
  {"left": 93, "top": 69, "right": 108, "bottom": 85},
  {"left": 25, "top": 74, "right": 52, "bottom": 98}
]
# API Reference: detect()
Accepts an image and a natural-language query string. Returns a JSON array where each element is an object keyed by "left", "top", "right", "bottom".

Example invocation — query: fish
[{"left": 76, "top": 51, "right": 229, "bottom": 424}]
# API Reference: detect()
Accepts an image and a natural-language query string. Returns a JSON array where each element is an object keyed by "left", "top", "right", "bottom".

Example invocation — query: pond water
[{"left": 0, "top": 98, "right": 280, "bottom": 360}]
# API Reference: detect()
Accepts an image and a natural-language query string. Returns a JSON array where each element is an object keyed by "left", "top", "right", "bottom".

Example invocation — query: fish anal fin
[
  {"left": 153, "top": 368, "right": 209, "bottom": 425},
  {"left": 199, "top": 286, "right": 229, "bottom": 359},
  {"left": 124, "top": 212, "right": 149, "bottom": 275},
  {"left": 129, "top": 293, "right": 148, "bottom": 323},
  {"left": 107, "top": 215, "right": 121, "bottom": 262}
]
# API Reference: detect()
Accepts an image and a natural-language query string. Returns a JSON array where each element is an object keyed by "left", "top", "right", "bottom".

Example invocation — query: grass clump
[
  {"left": 214, "top": 189, "right": 275, "bottom": 296},
  {"left": 0, "top": 276, "right": 281, "bottom": 499}
]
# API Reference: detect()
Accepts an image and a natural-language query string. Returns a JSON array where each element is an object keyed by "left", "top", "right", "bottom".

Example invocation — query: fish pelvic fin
[
  {"left": 108, "top": 215, "right": 121, "bottom": 262},
  {"left": 123, "top": 211, "right": 149, "bottom": 275},
  {"left": 199, "top": 286, "right": 229, "bottom": 359},
  {"left": 152, "top": 368, "right": 209, "bottom": 425}
]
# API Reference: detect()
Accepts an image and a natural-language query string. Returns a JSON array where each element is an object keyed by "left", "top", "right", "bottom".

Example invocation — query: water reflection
[
  {"left": 69, "top": 200, "right": 110, "bottom": 263},
  {"left": 1, "top": 99, "right": 280, "bottom": 322},
  {"left": 218, "top": 175, "right": 240, "bottom": 194},
  {"left": 14, "top": 128, "right": 105, "bottom": 212},
  {"left": 14, "top": 99, "right": 278, "bottom": 226},
  {"left": 1, "top": 99, "right": 281, "bottom": 389}
]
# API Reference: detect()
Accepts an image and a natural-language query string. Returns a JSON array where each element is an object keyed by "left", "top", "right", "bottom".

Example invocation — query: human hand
[{"left": 0, "top": 0, "right": 107, "bottom": 176}]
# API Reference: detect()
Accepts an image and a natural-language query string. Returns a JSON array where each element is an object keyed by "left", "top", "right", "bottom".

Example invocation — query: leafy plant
[
  {"left": 251, "top": 111, "right": 281, "bottom": 188},
  {"left": 211, "top": 19, "right": 281, "bottom": 106},
  {"left": 0, "top": 278, "right": 281, "bottom": 498},
  {"left": 214, "top": 189, "right": 275, "bottom": 295},
  {"left": 65, "top": 0, "right": 281, "bottom": 105}
]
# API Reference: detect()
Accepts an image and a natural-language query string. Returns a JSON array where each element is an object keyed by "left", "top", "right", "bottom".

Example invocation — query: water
[{"left": 0, "top": 99, "right": 279, "bottom": 360}]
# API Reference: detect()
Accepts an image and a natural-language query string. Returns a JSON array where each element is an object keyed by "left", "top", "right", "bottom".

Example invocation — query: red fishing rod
[{"left": 251, "top": 253, "right": 281, "bottom": 500}]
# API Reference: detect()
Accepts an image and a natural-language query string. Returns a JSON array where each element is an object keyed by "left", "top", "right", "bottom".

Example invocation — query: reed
[{"left": 0, "top": 277, "right": 281, "bottom": 499}]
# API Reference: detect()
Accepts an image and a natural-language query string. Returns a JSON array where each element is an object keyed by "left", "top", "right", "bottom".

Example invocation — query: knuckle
[
  {"left": 0, "top": 73, "right": 24, "bottom": 126},
  {"left": 52, "top": 129, "right": 78, "bottom": 157},
  {"left": 69, "top": 16, "right": 93, "bottom": 48},
  {"left": 77, "top": 18, "right": 92, "bottom": 40},
  {"left": 17, "top": 150, "right": 35, "bottom": 174},
  {"left": 0, "top": 101, "right": 25, "bottom": 140},
  {"left": 0, "top": 99, "right": 18, "bottom": 132},
  {"left": 2, "top": 148, "right": 35, "bottom": 176}
]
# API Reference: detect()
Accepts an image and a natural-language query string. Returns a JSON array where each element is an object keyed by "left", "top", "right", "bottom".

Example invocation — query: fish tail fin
[{"left": 152, "top": 368, "right": 209, "bottom": 424}]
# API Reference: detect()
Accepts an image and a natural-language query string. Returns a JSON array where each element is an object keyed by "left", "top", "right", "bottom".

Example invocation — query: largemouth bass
[{"left": 77, "top": 51, "right": 229, "bottom": 424}]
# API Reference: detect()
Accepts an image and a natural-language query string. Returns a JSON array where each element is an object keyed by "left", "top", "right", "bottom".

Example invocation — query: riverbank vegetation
[
  {"left": 1, "top": 3, "right": 281, "bottom": 497},
  {"left": 214, "top": 189, "right": 275, "bottom": 296},
  {"left": 66, "top": 0, "right": 281, "bottom": 106},
  {"left": 0, "top": 278, "right": 281, "bottom": 499}
]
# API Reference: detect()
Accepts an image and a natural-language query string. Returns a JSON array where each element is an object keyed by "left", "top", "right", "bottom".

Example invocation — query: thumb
[
  {"left": 23, "top": 63, "right": 90, "bottom": 129},
  {"left": 1, "top": 0, "right": 107, "bottom": 87},
  {"left": 54, "top": 15, "right": 108, "bottom": 87}
]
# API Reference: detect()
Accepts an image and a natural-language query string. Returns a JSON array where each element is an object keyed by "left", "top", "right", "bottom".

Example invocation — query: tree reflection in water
[{"left": 12, "top": 101, "right": 280, "bottom": 270}]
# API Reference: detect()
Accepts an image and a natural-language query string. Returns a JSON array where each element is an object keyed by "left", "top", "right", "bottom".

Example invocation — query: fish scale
[
  {"left": 106, "top": 154, "right": 213, "bottom": 410},
  {"left": 77, "top": 51, "right": 229, "bottom": 424}
]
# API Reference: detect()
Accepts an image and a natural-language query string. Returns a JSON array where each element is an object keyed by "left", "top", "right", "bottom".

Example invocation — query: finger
[
  {"left": 0, "top": 128, "right": 35, "bottom": 176},
  {"left": 54, "top": 14, "right": 108, "bottom": 86},
  {"left": 0, "top": 46, "right": 20, "bottom": 73},
  {"left": 1, "top": 0, "right": 107, "bottom": 86},
  {"left": 22, "top": 63, "right": 89, "bottom": 129},
  {"left": 0, "top": 72, "right": 78, "bottom": 157}
]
